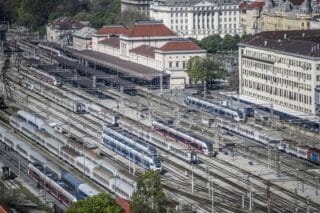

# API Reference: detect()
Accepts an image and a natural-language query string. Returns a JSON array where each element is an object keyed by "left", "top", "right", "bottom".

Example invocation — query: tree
[
  {"left": 227, "top": 68, "right": 239, "bottom": 92},
  {"left": 131, "top": 171, "right": 167, "bottom": 213},
  {"left": 187, "top": 56, "right": 226, "bottom": 98},
  {"left": 120, "top": 9, "right": 150, "bottom": 28},
  {"left": 66, "top": 193, "right": 123, "bottom": 213},
  {"left": 200, "top": 35, "right": 222, "bottom": 53}
]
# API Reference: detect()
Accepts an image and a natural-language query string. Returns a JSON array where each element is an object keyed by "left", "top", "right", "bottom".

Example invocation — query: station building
[
  {"left": 90, "top": 21, "right": 206, "bottom": 89},
  {"left": 238, "top": 30, "right": 320, "bottom": 116}
]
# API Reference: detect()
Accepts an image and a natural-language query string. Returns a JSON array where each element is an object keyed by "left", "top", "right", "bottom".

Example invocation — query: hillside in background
[{"left": 0, "top": 0, "right": 148, "bottom": 32}]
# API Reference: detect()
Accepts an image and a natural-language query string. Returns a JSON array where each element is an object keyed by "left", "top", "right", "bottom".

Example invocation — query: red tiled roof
[
  {"left": 0, "top": 204, "right": 8, "bottom": 213},
  {"left": 99, "top": 37, "right": 120, "bottom": 48},
  {"left": 126, "top": 22, "right": 177, "bottom": 37},
  {"left": 159, "top": 41, "right": 204, "bottom": 52},
  {"left": 96, "top": 25, "right": 128, "bottom": 35},
  {"left": 130, "top": 45, "right": 156, "bottom": 58},
  {"left": 116, "top": 197, "right": 131, "bottom": 213},
  {"left": 240, "top": 1, "right": 265, "bottom": 10}
]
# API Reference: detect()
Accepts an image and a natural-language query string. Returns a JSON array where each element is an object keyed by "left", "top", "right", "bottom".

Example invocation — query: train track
[{"left": 10, "top": 40, "right": 320, "bottom": 211}]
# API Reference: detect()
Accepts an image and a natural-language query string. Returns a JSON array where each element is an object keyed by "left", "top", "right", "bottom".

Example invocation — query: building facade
[
  {"left": 261, "top": 0, "right": 320, "bottom": 31},
  {"left": 73, "top": 27, "right": 97, "bottom": 50},
  {"left": 121, "top": 0, "right": 152, "bottom": 15},
  {"left": 149, "top": 0, "right": 241, "bottom": 40},
  {"left": 239, "top": 1, "right": 265, "bottom": 35},
  {"left": 47, "top": 16, "right": 84, "bottom": 44},
  {"left": 91, "top": 21, "right": 206, "bottom": 88},
  {"left": 239, "top": 30, "right": 320, "bottom": 115}
]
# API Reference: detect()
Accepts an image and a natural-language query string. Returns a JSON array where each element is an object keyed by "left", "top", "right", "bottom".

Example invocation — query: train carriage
[
  {"left": 185, "top": 96, "right": 244, "bottom": 122},
  {"left": 307, "top": 149, "right": 320, "bottom": 164}
]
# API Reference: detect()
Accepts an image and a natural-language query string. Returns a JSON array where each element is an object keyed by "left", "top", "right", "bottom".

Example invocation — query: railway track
[{"left": 9, "top": 40, "right": 320, "bottom": 211}]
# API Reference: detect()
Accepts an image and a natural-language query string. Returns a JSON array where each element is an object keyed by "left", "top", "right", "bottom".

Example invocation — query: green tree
[
  {"left": 131, "top": 171, "right": 167, "bottom": 213},
  {"left": 120, "top": 9, "right": 150, "bottom": 28},
  {"left": 187, "top": 56, "right": 226, "bottom": 98},
  {"left": 200, "top": 34, "right": 222, "bottom": 53},
  {"left": 227, "top": 68, "right": 239, "bottom": 92},
  {"left": 66, "top": 193, "right": 123, "bottom": 213}
]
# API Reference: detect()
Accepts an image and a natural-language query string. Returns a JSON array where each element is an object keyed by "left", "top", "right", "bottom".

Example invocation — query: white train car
[
  {"left": 185, "top": 96, "right": 244, "bottom": 122},
  {"left": 9, "top": 115, "right": 137, "bottom": 200},
  {"left": 152, "top": 120, "right": 213, "bottom": 156},
  {"left": 216, "top": 119, "right": 283, "bottom": 147},
  {"left": 17, "top": 110, "right": 46, "bottom": 131},
  {"left": 28, "top": 67, "right": 61, "bottom": 87}
]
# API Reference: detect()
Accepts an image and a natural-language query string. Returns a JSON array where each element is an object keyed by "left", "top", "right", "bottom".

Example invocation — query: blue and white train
[
  {"left": 102, "top": 125, "right": 161, "bottom": 171},
  {"left": 102, "top": 125, "right": 162, "bottom": 171},
  {"left": 185, "top": 96, "right": 244, "bottom": 122}
]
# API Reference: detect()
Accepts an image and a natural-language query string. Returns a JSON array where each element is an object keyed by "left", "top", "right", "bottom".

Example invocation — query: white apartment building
[
  {"left": 149, "top": 0, "right": 241, "bottom": 40},
  {"left": 239, "top": 30, "right": 320, "bottom": 115},
  {"left": 92, "top": 21, "right": 206, "bottom": 88}
]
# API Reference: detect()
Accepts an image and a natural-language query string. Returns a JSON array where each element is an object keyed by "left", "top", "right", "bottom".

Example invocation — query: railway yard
[{"left": 0, "top": 28, "right": 320, "bottom": 213}]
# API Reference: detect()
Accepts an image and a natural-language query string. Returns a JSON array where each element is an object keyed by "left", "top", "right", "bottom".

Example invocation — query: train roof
[
  {"left": 111, "top": 178, "right": 135, "bottom": 195},
  {"left": 61, "top": 172, "right": 84, "bottom": 188},
  {"left": 75, "top": 156, "right": 97, "bottom": 170},
  {"left": 104, "top": 127, "right": 155, "bottom": 160},
  {"left": 0, "top": 125, "right": 7, "bottom": 134},
  {"left": 17, "top": 110, "right": 46, "bottom": 126},
  {"left": 61, "top": 146, "right": 79, "bottom": 157},
  {"left": 99, "top": 159, "right": 122, "bottom": 175},
  {"left": 186, "top": 96, "right": 241, "bottom": 116},
  {"left": 78, "top": 183, "right": 99, "bottom": 197},
  {"left": 117, "top": 169, "right": 137, "bottom": 182},
  {"left": 115, "top": 127, "right": 157, "bottom": 154},
  {"left": 93, "top": 167, "right": 114, "bottom": 180}
]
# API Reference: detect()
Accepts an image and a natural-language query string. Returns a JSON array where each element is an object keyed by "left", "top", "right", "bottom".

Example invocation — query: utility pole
[
  {"left": 267, "top": 142, "right": 270, "bottom": 169},
  {"left": 211, "top": 182, "right": 214, "bottom": 213},
  {"left": 191, "top": 163, "right": 194, "bottom": 194},
  {"left": 249, "top": 191, "right": 253, "bottom": 211},
  {"left": 266, "top": 180, "right": 271, "bottom": 213},
  {"left": 276, "top": 146, "right": 280, "bottom": 177}
]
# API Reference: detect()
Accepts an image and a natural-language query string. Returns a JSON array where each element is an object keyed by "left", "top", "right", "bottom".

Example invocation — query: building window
[
  {"left": 169, "top": 62, "right": 172, "bottom": 68},
  {"left": 183, "top": 61, "right": 186, "bottom": 68},
  {"left": 171, "top": 13, "right": 173, "bottom": 17},
  {"left": 176, "top": 61, "right": 179, "bottom": 67}
]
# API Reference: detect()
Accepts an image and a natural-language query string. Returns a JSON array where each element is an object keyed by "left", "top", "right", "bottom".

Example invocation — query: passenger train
[
  {"left": 102, "top": 125, "right": 162, "bottom": 171},
  {"left": 278, "top": 140, "right": 320, "bottom": 165},
  {"left": 10, "top": 112, "right": 137, "bottom": 200},
  {"left": 120, "top": 120, "right": 198, "bottom": 163},
  {"left": 85, "top": 104, "right": 198, "bottom": 163},
  {"left": 152, "top": 120, "right": 213, "bottom": 156},
  {"left": 20, "top": 60, "right": 61, "bottom": 87},
  {"left": 216, "top": 119, "right": 283, "bottom": 147},
  {"left": 0, "top": 125, "right": 98, "bottom": 206},
  {"left": 185, "top": 96, "right": 244, "bottom": 122},
  {"left": 21, "top": 80, "right": 86, "bottom": 113}
]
